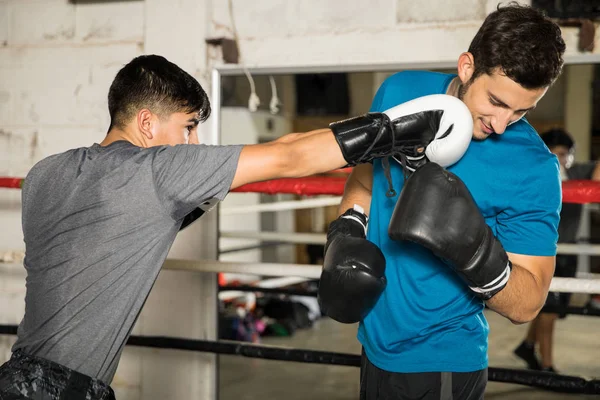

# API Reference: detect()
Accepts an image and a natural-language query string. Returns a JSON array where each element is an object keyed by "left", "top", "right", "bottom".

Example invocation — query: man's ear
[
  {"left": 457, "top": 52, "right": 475, "bottom": 84},
  {"left": 138, "top": 109, "right": 157, "bottom": 140}
]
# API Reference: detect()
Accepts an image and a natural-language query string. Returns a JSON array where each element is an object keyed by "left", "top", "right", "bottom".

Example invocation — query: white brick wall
[
  {"left": 6, "top": 0, "right": 144, "bottom": 46},
  {"left": 0, "top": 3, "right": 9, "bottom": 46},
  {"left": 208, "top": 0, "right": 598, "bottom": 69},
  {"left": 75, "top": 1, "right": 144, "bottom": 43},
  {"left": 1, "top": 44, "right": 140, "bottom": 127},
  {"left": 212, "top": 0, "right": 397, "bottom": 38},
  {"left": 10, "top": 0, "right": 76, "bottom": 45},
  {"left": 397, "top": 0, "right": 487, "bottom": 23},
  {"left": 232, "top": 25, "right": 482, "bottom": 68}
]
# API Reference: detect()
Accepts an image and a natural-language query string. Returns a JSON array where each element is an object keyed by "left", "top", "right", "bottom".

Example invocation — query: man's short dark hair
[
  {"left": 540, "top": 128, "right": 574, "bottom": 151},
  {"left": 108, "top": 55, "right": 210, "bottom": 130},
  {"left": 468, "top": 2, "right": 566, "bottom": 89}
]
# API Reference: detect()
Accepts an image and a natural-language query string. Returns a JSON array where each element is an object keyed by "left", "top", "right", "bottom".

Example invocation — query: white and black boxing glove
[{"left": 330, "top": 94, "right": 473, "bottom": 170}]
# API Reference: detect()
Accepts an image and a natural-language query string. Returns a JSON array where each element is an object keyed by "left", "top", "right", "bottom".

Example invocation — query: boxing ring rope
[
  {"left": 233, "top": 177, "right": 600, "bottom": 202},
  {"left": 221, "top": 230, "right": 327, "bottom": 245},
  {"left": 3, "top": 175, "right": 600, "bottom": 206},
  {"left": 2, "top": 257, "right": 599, "bottom": 295},
  {"left": 0, "top": 323, "right": 599, "bottom": 394},
  {"left": 167, "top": 259, "right": 600, "bottom": 295},
  {"left": 220, "top": 230, "right": 600, "bottom": 257},
  {"left": 221, "top": 196, "right": 343, "bottom": 215}
]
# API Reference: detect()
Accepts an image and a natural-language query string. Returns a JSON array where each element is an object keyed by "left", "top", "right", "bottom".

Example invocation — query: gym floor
[{"left": 219, "top": 294, "right": 600, "bottom": 399}]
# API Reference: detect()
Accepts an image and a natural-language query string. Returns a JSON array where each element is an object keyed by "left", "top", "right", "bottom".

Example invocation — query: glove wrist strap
[
  {"left": 469, "top": 261, "right": 512, "bottom": 300},
  {"left": 341, "top": 204, "right": 368, "bottom": 233},
  {"left": 326, "top": 205, "right": 369, "bottom": 249}
]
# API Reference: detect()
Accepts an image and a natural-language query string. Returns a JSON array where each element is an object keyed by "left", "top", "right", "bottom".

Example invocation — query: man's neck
[{"left": 100, "top": 127, "right": 145, "bottom": 148}]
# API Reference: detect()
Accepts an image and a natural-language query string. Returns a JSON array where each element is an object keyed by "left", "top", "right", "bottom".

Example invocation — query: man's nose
[{"left": 491, "top": 111, "right": 513, "bottom": 135}]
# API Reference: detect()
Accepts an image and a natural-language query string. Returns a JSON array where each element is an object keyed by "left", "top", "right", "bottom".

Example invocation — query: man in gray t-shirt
[
  {"left": 15, "top": 141, "right": 242, "bottom": 384},
  {"left": 514, "top": 128, "right": 600, "bottom": 374},
  {"left": 0, "top": 54, "right": 470, "bottom": 399}
]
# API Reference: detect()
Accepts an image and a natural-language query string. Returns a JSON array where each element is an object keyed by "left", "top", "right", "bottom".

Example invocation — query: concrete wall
[
  {"left": 209, "top": 0, "right": 600, "bottom": 68},
  {"left": 1, "top": 0, "right": 599, "bottom": 399}
]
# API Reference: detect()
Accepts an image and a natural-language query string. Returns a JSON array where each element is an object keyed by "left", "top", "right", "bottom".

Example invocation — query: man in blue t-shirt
[{"left": 318, "top": 4, "right": 566, "bottom": 399}]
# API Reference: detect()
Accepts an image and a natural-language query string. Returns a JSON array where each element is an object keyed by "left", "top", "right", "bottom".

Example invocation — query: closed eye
[
  {"left": 489, "top": 96, "right": 505, "bottom": 108},
  {"left": 488, "top": 92, "right": 534, "bottom": 114}
]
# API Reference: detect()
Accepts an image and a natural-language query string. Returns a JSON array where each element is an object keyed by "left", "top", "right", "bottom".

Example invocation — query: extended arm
[{"left": 231, "top": 94, "right": 472, "bottom": 189}]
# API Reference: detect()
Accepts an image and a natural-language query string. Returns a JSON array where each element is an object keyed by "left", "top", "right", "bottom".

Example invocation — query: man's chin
[{"left": 472, "top": 131, "right": 491, "bottom": 141}]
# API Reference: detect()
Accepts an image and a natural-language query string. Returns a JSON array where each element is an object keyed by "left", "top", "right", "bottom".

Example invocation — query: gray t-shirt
[
  {"left": 13, "top": 140, "right": 243, "bottom": 383},
  {"left": 559, "top": 162, "right": 597, "bottom": 243}
]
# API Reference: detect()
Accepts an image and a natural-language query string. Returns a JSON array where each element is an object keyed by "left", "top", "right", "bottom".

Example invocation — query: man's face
[
  {"left": 550, "top": 145, "right": 572, "bottom": 169},
  {"left": 459, "top": 69, "right": 548, "bottom": 140},
  {"left": 152, "top": 111, "right": 200, "bottom": 146}
]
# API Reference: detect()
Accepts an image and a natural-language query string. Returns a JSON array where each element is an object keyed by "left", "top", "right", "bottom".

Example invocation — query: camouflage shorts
[{"left": 0, "top": 350, "right": 115, "bottom": 400}]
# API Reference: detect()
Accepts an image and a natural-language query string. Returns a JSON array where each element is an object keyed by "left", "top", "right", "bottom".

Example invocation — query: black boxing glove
[
  {"left": 318, "top": 205, "right": 387, "bottom": 323},
  {"left": 388, "top": 163, "right": 511, "bottom": 300},
  {"left": 330, "top": 94, "right": 472, "bottom": 170}
]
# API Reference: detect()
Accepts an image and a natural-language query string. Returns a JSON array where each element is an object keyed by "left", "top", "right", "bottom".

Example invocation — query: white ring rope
[
  {"left": 556, "top": 243, "right": 600, "bottom": 256},
  {"left": 7, "top": 239, "right": 600, "bottom": 256},
  {"left": 220, "top": 231, "right": 327, "bottom": 244},
  {"left": 1, "top": 257, "right": 599, "bottom": 294},
  {"left": 550, "top": 277, "right": 600, "bottom": 294},
  {"left": 0, "top": 251, "right": 24, "bottom": 264},
  {"left": 221, "top": 196, "right": 343, "bottom": 216},
  {"left": 164, "top": 259, "right": 321, "bottom": 279},
  {"left": 219, "top": 232, "right": 600, "bottom": 258},
  {"left": 164, "top": 259, "right": 600, "bottom": 294}
]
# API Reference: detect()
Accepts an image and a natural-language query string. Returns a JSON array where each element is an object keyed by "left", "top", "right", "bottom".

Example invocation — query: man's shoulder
[
  {"left": 375, "top": 71, "right": 454, "bottom": 109},
  {"left": 498, "top": 121, "right": 560, "bottom": 187},
  {"left": 382, "top": 70, "right": 452, "bottom": 86},
  {"left": 509, "top": 118, "right": 537, "bottom": 135},
  {"left": 27, "top": 148, "right": 85, "bottom": 178},
  {"left": 148, "top": 144, "right": 210, "bottom": 166},
  {"left": 506, "top": 120, "right": 552, "bottom": 157}
]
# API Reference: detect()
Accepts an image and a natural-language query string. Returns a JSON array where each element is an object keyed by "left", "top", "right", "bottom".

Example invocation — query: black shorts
[
  {"left": 0, "top": 350, "right": 115, "bottom": 400},
  {"left": 360, "top": 350, "right": 487, "bottom": 400},
  {"left": 544, "top": 254, "right": 578, "bottom": 319}
]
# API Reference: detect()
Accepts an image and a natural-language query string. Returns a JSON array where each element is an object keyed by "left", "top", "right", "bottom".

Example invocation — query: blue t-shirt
[{"left": 357, "top": 70, "right": 561, "bottom": 373}]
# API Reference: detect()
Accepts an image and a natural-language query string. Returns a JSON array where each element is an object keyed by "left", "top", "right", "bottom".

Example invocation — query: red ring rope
[
  {"left": 0, "top": 178, "right": 23, "bottom": 189},
  {"left": 232, "top": 177, "right": 347, "bottom": 196},
  {"left": 2, "top": 176, "right": 600, "bottom": 204},
  {"left": 562, "top": 180, "right": 600, "bottom": 204}
]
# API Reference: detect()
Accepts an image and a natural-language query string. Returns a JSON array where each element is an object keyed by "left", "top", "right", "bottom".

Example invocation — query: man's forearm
[
  {"left": 283, "top": 129, "right": 347, "bottom": 178},
  {"left": 339, "top": 187, "right": 371, "bottom": 216},
  {"left": 486, "top": 263, "right": 547, "bottom": 324},
  {"left": 337, "top": 165, "right": 373, "bottom": 217}
]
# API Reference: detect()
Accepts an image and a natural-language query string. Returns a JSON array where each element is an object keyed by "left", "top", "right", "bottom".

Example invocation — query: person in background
[{"left": 514, "top": 128, "right": 600, "bottom": 373}]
